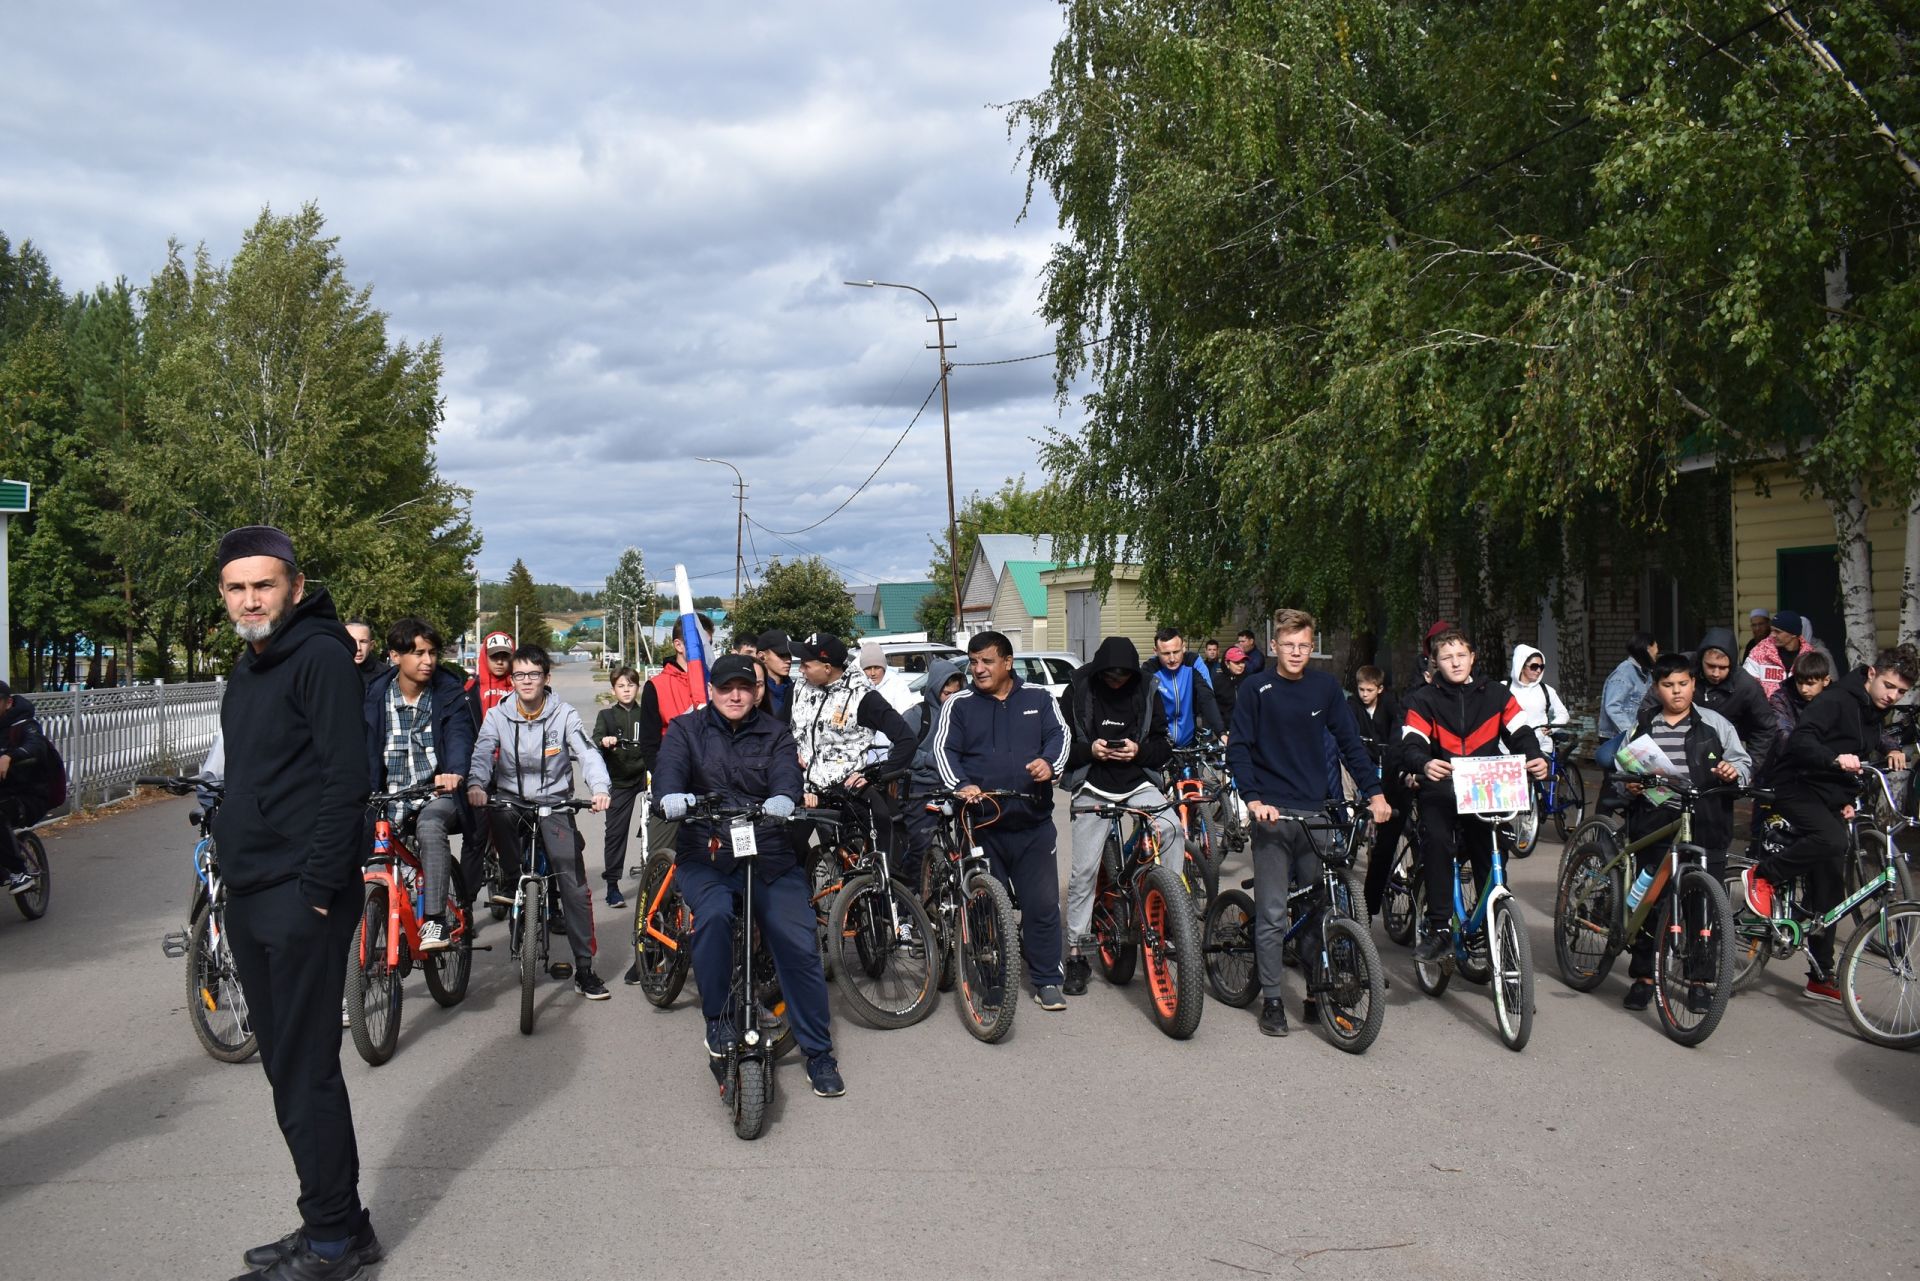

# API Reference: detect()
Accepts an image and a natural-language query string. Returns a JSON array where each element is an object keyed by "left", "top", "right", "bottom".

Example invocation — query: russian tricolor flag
[{"left": 673, "top": 564, "right": 708, "bottom": 708}]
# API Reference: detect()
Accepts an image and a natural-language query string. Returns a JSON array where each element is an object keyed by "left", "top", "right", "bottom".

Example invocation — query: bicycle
[
  {"left": 1725, "top": 766, "right": 1920, "bottom": 1047},
  {"left": 1535, "top": 726, "right": 1588, "bottom": 842},
  {"left": 1071, "top": 793, "right": 1205, "bottom": 1038},
  {"left": 489, "top": 794, "right": 593, "bottom": 1037},
  {"left": 1410, "top": 802, "right": 1536, "bottom": 1051},
  {"left": 916, "top": 789, "right": 1024, "bottom": 1043},
  {"left": 148, "top": 775, "right": 254, "bottom": 1063},
  {"left": 345, "top": 782, "right": 476, "bottom": 1064},
  {"left": 811, "top": 775, "right": 937, "bottom": 1030},
  {"left": 1379, "top": 788, "right": 1424, "bottom": 946},
  {"left": 2, "top": 795, "right": 48, "bottom": 921},
  {"left": 1167, "top": 742, "right": 1225, "bottom": 912},
  {"left": 1552, "top": 779, "right": 1739, "bottom": 1047},
  {"left": 1201, "top": 800, "right": 1386, "bottom": 1053}
]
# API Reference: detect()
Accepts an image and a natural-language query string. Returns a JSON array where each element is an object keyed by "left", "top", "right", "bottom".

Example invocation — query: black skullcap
[{"left": 217, "top": 525, "right": 299, "bottom": 571}]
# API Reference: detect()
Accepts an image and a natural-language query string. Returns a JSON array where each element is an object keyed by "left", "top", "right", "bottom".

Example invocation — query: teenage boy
[
  {"left": 1616, "top": 653, "right": 1751, "bottom": 1012},
  {"left": 1228, "top": 610, "right": 1391, "bottom": 1036},
  {"left": 1400, "top": 631, "right": 1548, "bottom": 961},
  {"left": 757, "top": 629, "right": 797, "bottom": 723},
  {"left": 1694, "top": 628, "right": 1778, "bottom": 773},
  {"left": 594, "top": 667, "right": 650, "bottom": 908},
  {"left": 1745, "top": 646, "right": 1916, "bottom": 1001},
  {"left": 1347, "top": 666, "right": 1407, "bottom": 919}
]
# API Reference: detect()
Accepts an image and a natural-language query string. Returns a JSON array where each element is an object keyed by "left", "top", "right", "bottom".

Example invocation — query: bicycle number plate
[{"left": 731, "top": 819, "right": 759, "bottom": 860}]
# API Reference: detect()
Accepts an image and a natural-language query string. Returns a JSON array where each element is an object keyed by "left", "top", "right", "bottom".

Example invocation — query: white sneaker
[{"left": 418, "top": 919, "right": 449, "bottom": 952}]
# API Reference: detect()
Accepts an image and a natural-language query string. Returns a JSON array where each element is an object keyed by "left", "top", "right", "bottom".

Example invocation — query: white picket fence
[{"left": 30, "top": 680, "right": 225, "bottom": 816}]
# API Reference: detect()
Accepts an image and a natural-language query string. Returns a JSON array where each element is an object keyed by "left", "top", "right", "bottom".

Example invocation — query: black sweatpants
[
  {"left": 602, "top": 782, "right": 643, "bottom": 886},
  {"left": 1759, "top": 790, "right": 1848, "bottom": 975},
  {"left": 1363, "top": 772, "right": 1411, "bottom": 917},
  {"left": 1416, "top": 792, "right": 1493, "bottom": 928},
  {"left": 225, "top": 878, "right": 364, "bottom": 1242},
  {"left": 981, "top": 820, "right": 1063, "bottom": 991}
]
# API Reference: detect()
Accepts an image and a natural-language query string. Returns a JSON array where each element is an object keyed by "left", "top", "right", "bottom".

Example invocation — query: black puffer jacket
[{"left": 651, "top": 702, "right": 805, "bottom": 878}]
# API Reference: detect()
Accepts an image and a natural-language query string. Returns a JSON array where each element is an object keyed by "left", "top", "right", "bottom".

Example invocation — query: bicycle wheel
[
  {"left": 632, "top": 854, "right": 690, "bottom": 1008},
  {"left": 422, "top": 866, "right": 472, "bottom": 1008},
  {"left": 1410, "top": 885, "right": 1450, "bottom": 997},
  {"left": 827, "top": 873, "right": 937, "bottom": 1029},
  {"left": 812, "top": 850, "right": 841, "bottom": 982},
  {"left": 1141, "top": 863, "right": 1204, "bottom": 1039},
  {"left": 1180, "top": 843, "right": 1218, "bottom": 917},
  {"left": 1488, "top": 894, "right": 1534, "bottom": 1052},
  {"left": 346, "top": 885, "right": 401, "bottom": 1065},
  {"left": 955, "top": 870, "right": 1019, "bottom": 1043},
  {"left": 917, "top": 847, "right": 955, "bottom": 992},
  {"left": 12, "top": 830, "right": 47, "bottom": 920},
  {"left": 1842, "top": 903, "right": 1920, "bottom": 1049},
  {"left": 1382, "top": 837, "right": 1416, "bottom": 945},
  {"left": 1202, "top": 888, "right": 1258, "bottom": 1007},
  {"left": 1720, "top": 855, "right": 1773, "bottom": 992},
  {"left": 518, "top": 890, "right": 540, "bottom": 1036},
  {"left": 185, "top": 896, "right": 256, "bottom": 1062},
  {"left": 731, "top": 1056, "right": 770, "bottom": 1140},
  {"left": 1651, "top": 866, "right": 1734, "bottom": 1047},
  {"left": 1319, "top": 914, "right": 1385, "bottom": 1053},
  {"left": 1553, "top": 838, "right": 1621, "bottom": 992},
  {"left": 1553, "top": 761, "right": 1587, "bottom": 842},
  {"left": 1092, "top": 863, "right": 1136, "bottom": 985}
]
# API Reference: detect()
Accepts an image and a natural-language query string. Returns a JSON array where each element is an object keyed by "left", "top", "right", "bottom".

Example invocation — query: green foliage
[
  {"left": 727, "top": 556, "right": 854, "bottom": 642},
  {"left": 494, "top": 558, "right": 554, "bottom": 653},
  {"left": 917, "top": 476, "right": 1069, "bottom": 635}
]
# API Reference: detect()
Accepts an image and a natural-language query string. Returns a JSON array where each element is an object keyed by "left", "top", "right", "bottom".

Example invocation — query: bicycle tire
[
  {"left": 12, "top": 830, "right": 48, "bottom": 919},
  {"left": 1553, "top": 761, "right": 1587, "bottom": 842},
  {"left": 1181, "top": 844, "right": 1219, "bottom": 918},
  {"left": 827, "top": 873, "right": 937, "bottom": 1029},
  {"left": 1651, "top": 866, "right": 1734, "bottom": 1048},
  {"left": 917, "top": 846, "right": 955, "bottom": 992},
  {"left": 1720, "top": 855, "right": 1773, "bottom": 992},
  {"left": 422, "top": 866, "right": 472, "bottom": 1008},
  {"left": 1489, "top": 894, "right": 1534, "bottom": 1052},
  {"left": 1842, "top": 902, "right": 1920, "bottom": 1048},
  {"left": 346, "top": 885, "right": 402, "bottom": 1065},
  {"left": 1382, "top": 837, "right": 1417, "bottom": 946},
  {"left": 1092, "top": 863, "right": 1136, "bottom": 985},
  {"left": 633, "top": 853, "right": 690, "bottom": 1008},
  {"left": 732, "top": 1056, "right": 770, "bottom": 1140},
  {"left": 1410, "top": 884, "right": 1450, "bottom": 997},
  {"left": 956, "top": 870, "right": 1019, "bottom": 1043},
  {"left": 1318, "top": 914, "right": 1385, "bottom": 1054},
  {"left": 185, "top": 896, "right": 256, "bottom": 1062},
  {"left": 812, "top": 850, "right": 841, "bottom": 982},
  {"left": 1553, "top": 838, "right": 1620, "bottom": 992},
  {"left": 1141, "top": 863, "right": 1204, "bottom": 1039},
  {"left": 518, "top": 889, "right": 540, "bottom": 1036},
  {"left": 1202, "top": 888, "right": 1258, "bottom": 1007}
]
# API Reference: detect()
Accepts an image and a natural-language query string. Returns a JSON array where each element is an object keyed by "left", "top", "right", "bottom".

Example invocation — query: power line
[
  {"left": 745, "top": 515, "right": 895, "bottom": 585},
  {"left": 950, "top": 334, "right": 1110, "bottom": 367},
  {"left": 753, "top": 377, "right": 942, "bottom": 535}
]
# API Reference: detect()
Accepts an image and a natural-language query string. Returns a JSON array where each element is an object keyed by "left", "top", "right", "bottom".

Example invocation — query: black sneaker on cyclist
[
  {"left": 1033, "top": 985, "right": 1067, "bottom": 1011},
  {"left": 242, "top": 1210, "right": 382, "bottom": 1273},
  {"left": 417, "top": 917, "right": 448, "bottom": 952},
  {"left": 1062, "top": 955, "right": 1091, "bottom": 996},
  {"left": 1413, "top": 931, "right": 1450, "bottom": 963},
  {"left": 574, "top": 968, "right": 610, "bottom": 1000},
  {"left": 1258, "top": 998, "right": 1289, "bottom": 1037},
  {"left": 604, "top": 883, "right": 626, "bottom": 909},
  {"left": 806, "top": 1052, "right": 846, "bottom": 1097},
  {"left": 1623, "top": 980, "right": 1654, "bottom": 1011},
  {"left": 4, "top": 871, "right": 33, "bottom": 896},
  {"left": 1685, "top": 983, "right": 1713, "bottom": 1015},
  {"left": 705, "top": 1017, "right": 736, "bottom": 1059}
]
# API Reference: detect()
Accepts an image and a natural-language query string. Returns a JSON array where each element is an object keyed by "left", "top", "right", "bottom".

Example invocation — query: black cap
[
  {"left": 1771, "top": 610, "right": 1804, "bottom": 635},
  {"left": 217, "top": 524, "right": 298, "bottom": 571},
  {"left": 757, "top": 629, "right": 792, "bottom": 654},
  {"left": 791, "top": 632, "right": 848, "bottom": 668},
  {"left": 708, "top": 654, "right": 759, "bottom": 688}
]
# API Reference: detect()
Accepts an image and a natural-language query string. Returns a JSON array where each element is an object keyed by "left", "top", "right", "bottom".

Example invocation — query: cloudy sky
[{"left": 2, "top": 2, "right": 1081, "bottom": 594}]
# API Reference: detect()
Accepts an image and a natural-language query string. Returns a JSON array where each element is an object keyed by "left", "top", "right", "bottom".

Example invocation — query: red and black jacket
[{"left": 1399, "top": 672, "right": 1544, "bottom": 805}]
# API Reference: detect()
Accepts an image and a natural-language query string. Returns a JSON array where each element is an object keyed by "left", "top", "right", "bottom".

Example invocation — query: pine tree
[{"left": 495, "top": 558, "right": 554, "bottom": 653}]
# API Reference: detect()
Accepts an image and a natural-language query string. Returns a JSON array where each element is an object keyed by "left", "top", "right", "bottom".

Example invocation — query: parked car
[
  {"left": 905, "top": 650, "right": 1079, "bottom": 699},
  {"left": 876, "top": 640, "right": 964, "bottom": 675}
]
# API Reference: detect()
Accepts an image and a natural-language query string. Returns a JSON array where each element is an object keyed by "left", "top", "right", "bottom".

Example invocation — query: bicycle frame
[
  {"left": 1441, "top": 812, "right": 1520, "bottom": 974},
  {"left": 361, "top": 820, "right": 427, "bottom": 971}
]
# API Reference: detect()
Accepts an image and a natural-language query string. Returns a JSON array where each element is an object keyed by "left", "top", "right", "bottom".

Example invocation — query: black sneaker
[
  {"left": 233, "top": 1237, "right": 369, "bottom": 1280},
  {"left": 1258, "top": 997, "right": 1289, "bottom": 1037},
  {"left": 241, "top": 1213, "right": 381, "bottom": 1272},
  {"left": 1686, "top": 983, "right": 1713, "bottom": 1015},
  {"left": 1033, "top": 985, "right": 1067, "bottom": 1011},
  {"left": 1062, "top": 955, "right": 1091, "bottom": 996},
  {"left": 807, "top": 1052, "right": 846, "bottom": 1097},
  {"left": 1413, "top": 931, "right": 1451, "bottom": 963},
  {"left": 1623, "top": 981, "right": 1654, "bottom": 1011},
  {"left": 574, "top": 968, "right": 611, "bottom": 1000},
  {"left": 604, "top": 884, "right": 627, "bottom": 909},
  {"left": 705, "top": 1017, "right": 736, "bottom": 1059}
]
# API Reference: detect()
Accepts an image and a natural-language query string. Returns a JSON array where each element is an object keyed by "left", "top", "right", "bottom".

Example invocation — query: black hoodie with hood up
[
  {"left": 1694, "top": 626, "right": 1778, "bottom": 772},
  {"left": 1060, "top": 637, "right": 1173, "bottom": 794},
  {"left": 214, "top": 587, "right": 372, "bottom": 905}
]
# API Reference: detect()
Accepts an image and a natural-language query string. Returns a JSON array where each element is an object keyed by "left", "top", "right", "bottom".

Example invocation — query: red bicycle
[{"left": 346, "top": 782, "right": 474, "bottom": 1065}]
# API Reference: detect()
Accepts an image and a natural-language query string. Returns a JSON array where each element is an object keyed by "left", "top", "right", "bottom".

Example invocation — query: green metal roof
[
  {"left": 849, "top": 612, "right": 880, "bottom": 637},
  {"left": 1001, "top": 560, "right": 1055, "bottom": 618},
  {"left": 874, "top": 581, "right": 938, "bottom": 630}
]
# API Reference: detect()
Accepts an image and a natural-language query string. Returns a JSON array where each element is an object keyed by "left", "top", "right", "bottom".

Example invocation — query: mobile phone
[{"left": 1103, "top": 738, "right": 1128, "bottom": 750}]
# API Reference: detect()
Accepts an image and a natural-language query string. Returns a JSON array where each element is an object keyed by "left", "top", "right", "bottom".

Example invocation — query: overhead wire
[{"left": 752, "top": 377, "right": 942, "bottom": 535}]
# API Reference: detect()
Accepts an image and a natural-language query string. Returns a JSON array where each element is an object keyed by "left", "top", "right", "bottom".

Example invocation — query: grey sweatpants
[
  {"left": 491, "top": 809, "right": 598, "bottom": 970},
  {"left": 1066, "top": 784, "right": 1183, "bottom": 947},
  {"left": 411, "top": 795, "right": 461, "bottom": 916},
  {"left": 1250, "top": 811, "right": 1328, "bottom": 1000}
]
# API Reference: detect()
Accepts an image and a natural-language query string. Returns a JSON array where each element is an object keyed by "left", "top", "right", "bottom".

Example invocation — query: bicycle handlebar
[
  {"left": 487, "top": 796, "right": 595, "bottom": 815},
  {"left": 368, "top": 780, "right": 447, "bottom": 806},
  {"left": 137, "top": 774, "right": 221, "bottom": 797}
]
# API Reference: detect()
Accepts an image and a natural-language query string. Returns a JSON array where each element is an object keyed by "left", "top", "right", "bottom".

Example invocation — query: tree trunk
[
  {"left": 1902, "top": 475, "right": 1920, "bottom": 642},
  {"left": 1832, "top": 480, "right": 1877, "bottom": 669}
]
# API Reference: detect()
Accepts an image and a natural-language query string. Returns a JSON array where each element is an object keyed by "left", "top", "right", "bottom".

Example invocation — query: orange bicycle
[{"left": 1074, "top": 795, "right": 1205, "bottom": 1039}]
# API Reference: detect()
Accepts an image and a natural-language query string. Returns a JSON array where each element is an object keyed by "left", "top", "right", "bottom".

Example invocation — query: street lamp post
[
  {"left": 694, "top": 456, "right": 747, "bottom": 604},
  {"left": 845, "top": 279, "right": 963, "bottom": 641}
]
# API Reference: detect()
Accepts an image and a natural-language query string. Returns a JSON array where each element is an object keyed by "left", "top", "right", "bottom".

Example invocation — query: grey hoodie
[
  {"left": 468, "top": 690, "right": 611, "bottom": 803},
  {"left": 910, "top": 657, "right": 968, "bottom": 794}
]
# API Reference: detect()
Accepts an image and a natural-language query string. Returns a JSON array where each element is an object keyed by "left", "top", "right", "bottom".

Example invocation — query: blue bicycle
[
  {"left": 1411, "top": 807, "right": 1535, "bottom": 1051},
  {"left": 1534, "top": 726, "right": 1587, "bottom": 842}
]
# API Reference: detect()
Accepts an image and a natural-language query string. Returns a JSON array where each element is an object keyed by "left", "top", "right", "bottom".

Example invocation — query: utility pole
[
  {"left": 695, "top": 457, "right": 748, "bottom": 604},
  {"left": 844, "top": 280, "right": 962, "bottom": 638}
]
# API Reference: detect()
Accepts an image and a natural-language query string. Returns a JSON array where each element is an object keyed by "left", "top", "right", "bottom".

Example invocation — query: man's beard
[{"left": 234, "top": 612, "right": 283, "bottom": 643}]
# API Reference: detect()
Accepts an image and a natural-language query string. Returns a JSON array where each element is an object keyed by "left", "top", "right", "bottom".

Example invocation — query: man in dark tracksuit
[
  {"left": 1747, "top": 651, "right": 1916, "bottom": 1000},
  {"left": 213, "top": 526, "right": 376, "bottom": 1281},
  {"left": 934, "top": 631, "right": 1072, "bottom": 1009}
]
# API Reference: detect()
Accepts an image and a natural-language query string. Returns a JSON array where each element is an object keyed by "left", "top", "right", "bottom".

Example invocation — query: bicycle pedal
[
  {"left": 469, "top": 943, "right": 494, "bottom": 952},
  {"left": 160, "top": 931, "right": 189, "bottom": 959}
]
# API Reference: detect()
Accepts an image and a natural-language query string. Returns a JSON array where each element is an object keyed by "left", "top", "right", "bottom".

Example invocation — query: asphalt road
[{"left": 1, "top": 662, "right": 1915, "bottom": 1280}]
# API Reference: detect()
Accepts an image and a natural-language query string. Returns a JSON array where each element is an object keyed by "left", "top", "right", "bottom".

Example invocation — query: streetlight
[
  {"left": 845, "top": 279, "right": 963, "bottom": 640},
  {"left": 694, "top": 456, "right": 747, "bottom": 604}
]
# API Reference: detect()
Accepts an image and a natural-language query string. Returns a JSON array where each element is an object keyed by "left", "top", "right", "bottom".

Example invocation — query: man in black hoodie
[
  {"left": 213, "top": 526, "right": 377, "bottom": 1281},
  {"left": 1058, "top": 637, "right": 1178, "bottom": 996},
  {"left": 0, "top": 683, "right": 55, "bottom": 896},
  {"left": 1694, "top": 627, "right": 1778, "bottom": 775},
  {"left": 1746, "top": 647, "right": 1915, "bottom": 1002}
]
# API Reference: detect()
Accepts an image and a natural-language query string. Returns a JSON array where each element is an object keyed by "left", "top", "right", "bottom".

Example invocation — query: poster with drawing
[{"left": 1452, "top": 754, "right": 1530, "bottom": 815}]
